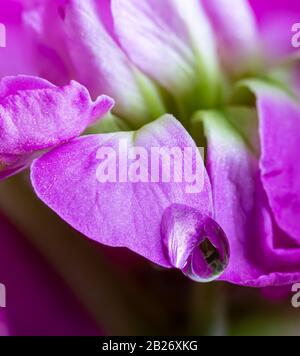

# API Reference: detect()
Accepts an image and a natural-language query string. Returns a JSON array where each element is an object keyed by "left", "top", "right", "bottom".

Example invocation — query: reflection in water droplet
[{"left": 161, "top": 204, "right": 229, "bottom": 282}]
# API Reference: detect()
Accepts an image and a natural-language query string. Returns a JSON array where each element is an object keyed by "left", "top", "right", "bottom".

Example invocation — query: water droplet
[{"left": 161, "top": 204, "right": 229, "bottom": 282}]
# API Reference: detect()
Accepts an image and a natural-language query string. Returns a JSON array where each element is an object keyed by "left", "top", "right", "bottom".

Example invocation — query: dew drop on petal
[{"left": 161, "top": 204, "right": 229, "bottom": 282}]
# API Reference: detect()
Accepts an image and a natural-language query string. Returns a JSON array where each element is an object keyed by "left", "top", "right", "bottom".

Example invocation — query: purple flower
[
  {"left": 1, "top": 0, "right": 300, "bottom": 287},
  {"left": 0, "top": 75, "right": 113, "bottom": 179},
  {"left": 31, "top": 115, "right": 230, "bottom": 282}
]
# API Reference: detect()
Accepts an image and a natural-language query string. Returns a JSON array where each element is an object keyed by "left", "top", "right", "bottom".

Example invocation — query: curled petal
[{"left": 0, "top": 75, "right": 113, "bottom": 179}]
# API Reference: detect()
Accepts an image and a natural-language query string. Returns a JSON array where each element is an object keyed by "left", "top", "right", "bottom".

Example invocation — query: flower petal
[
  {"left": 194, "top": 107, "right": 300, "bottom": 287},
  {"left": 31, "top": 115, "right": 213, "bottom": 267},
  {"left": 112, "top": 0, "right": 220, "bottom": 107},
  {"left": 246, "top": 81, "right": 300, "bottom": 244},
  {"left": 249, "top": 0, "right": 300, "bottom": 58},
  {"left": 0, "top": 75, "right": 113, "bottom": 179},
  {"left": 0, "top": 0, "right": 69, "bottom": 84},
  {"left": 194, "top": 108, "right": 262, "bottom": 284},
  {"left": 28, "top": 0, "right": 164, "bottom": 125},
  {"left": 0, "top": 1, "right": 37, "bottom": 78},
  {"left": 202, "top": 0, "right": 259, "bottom": 71}
]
